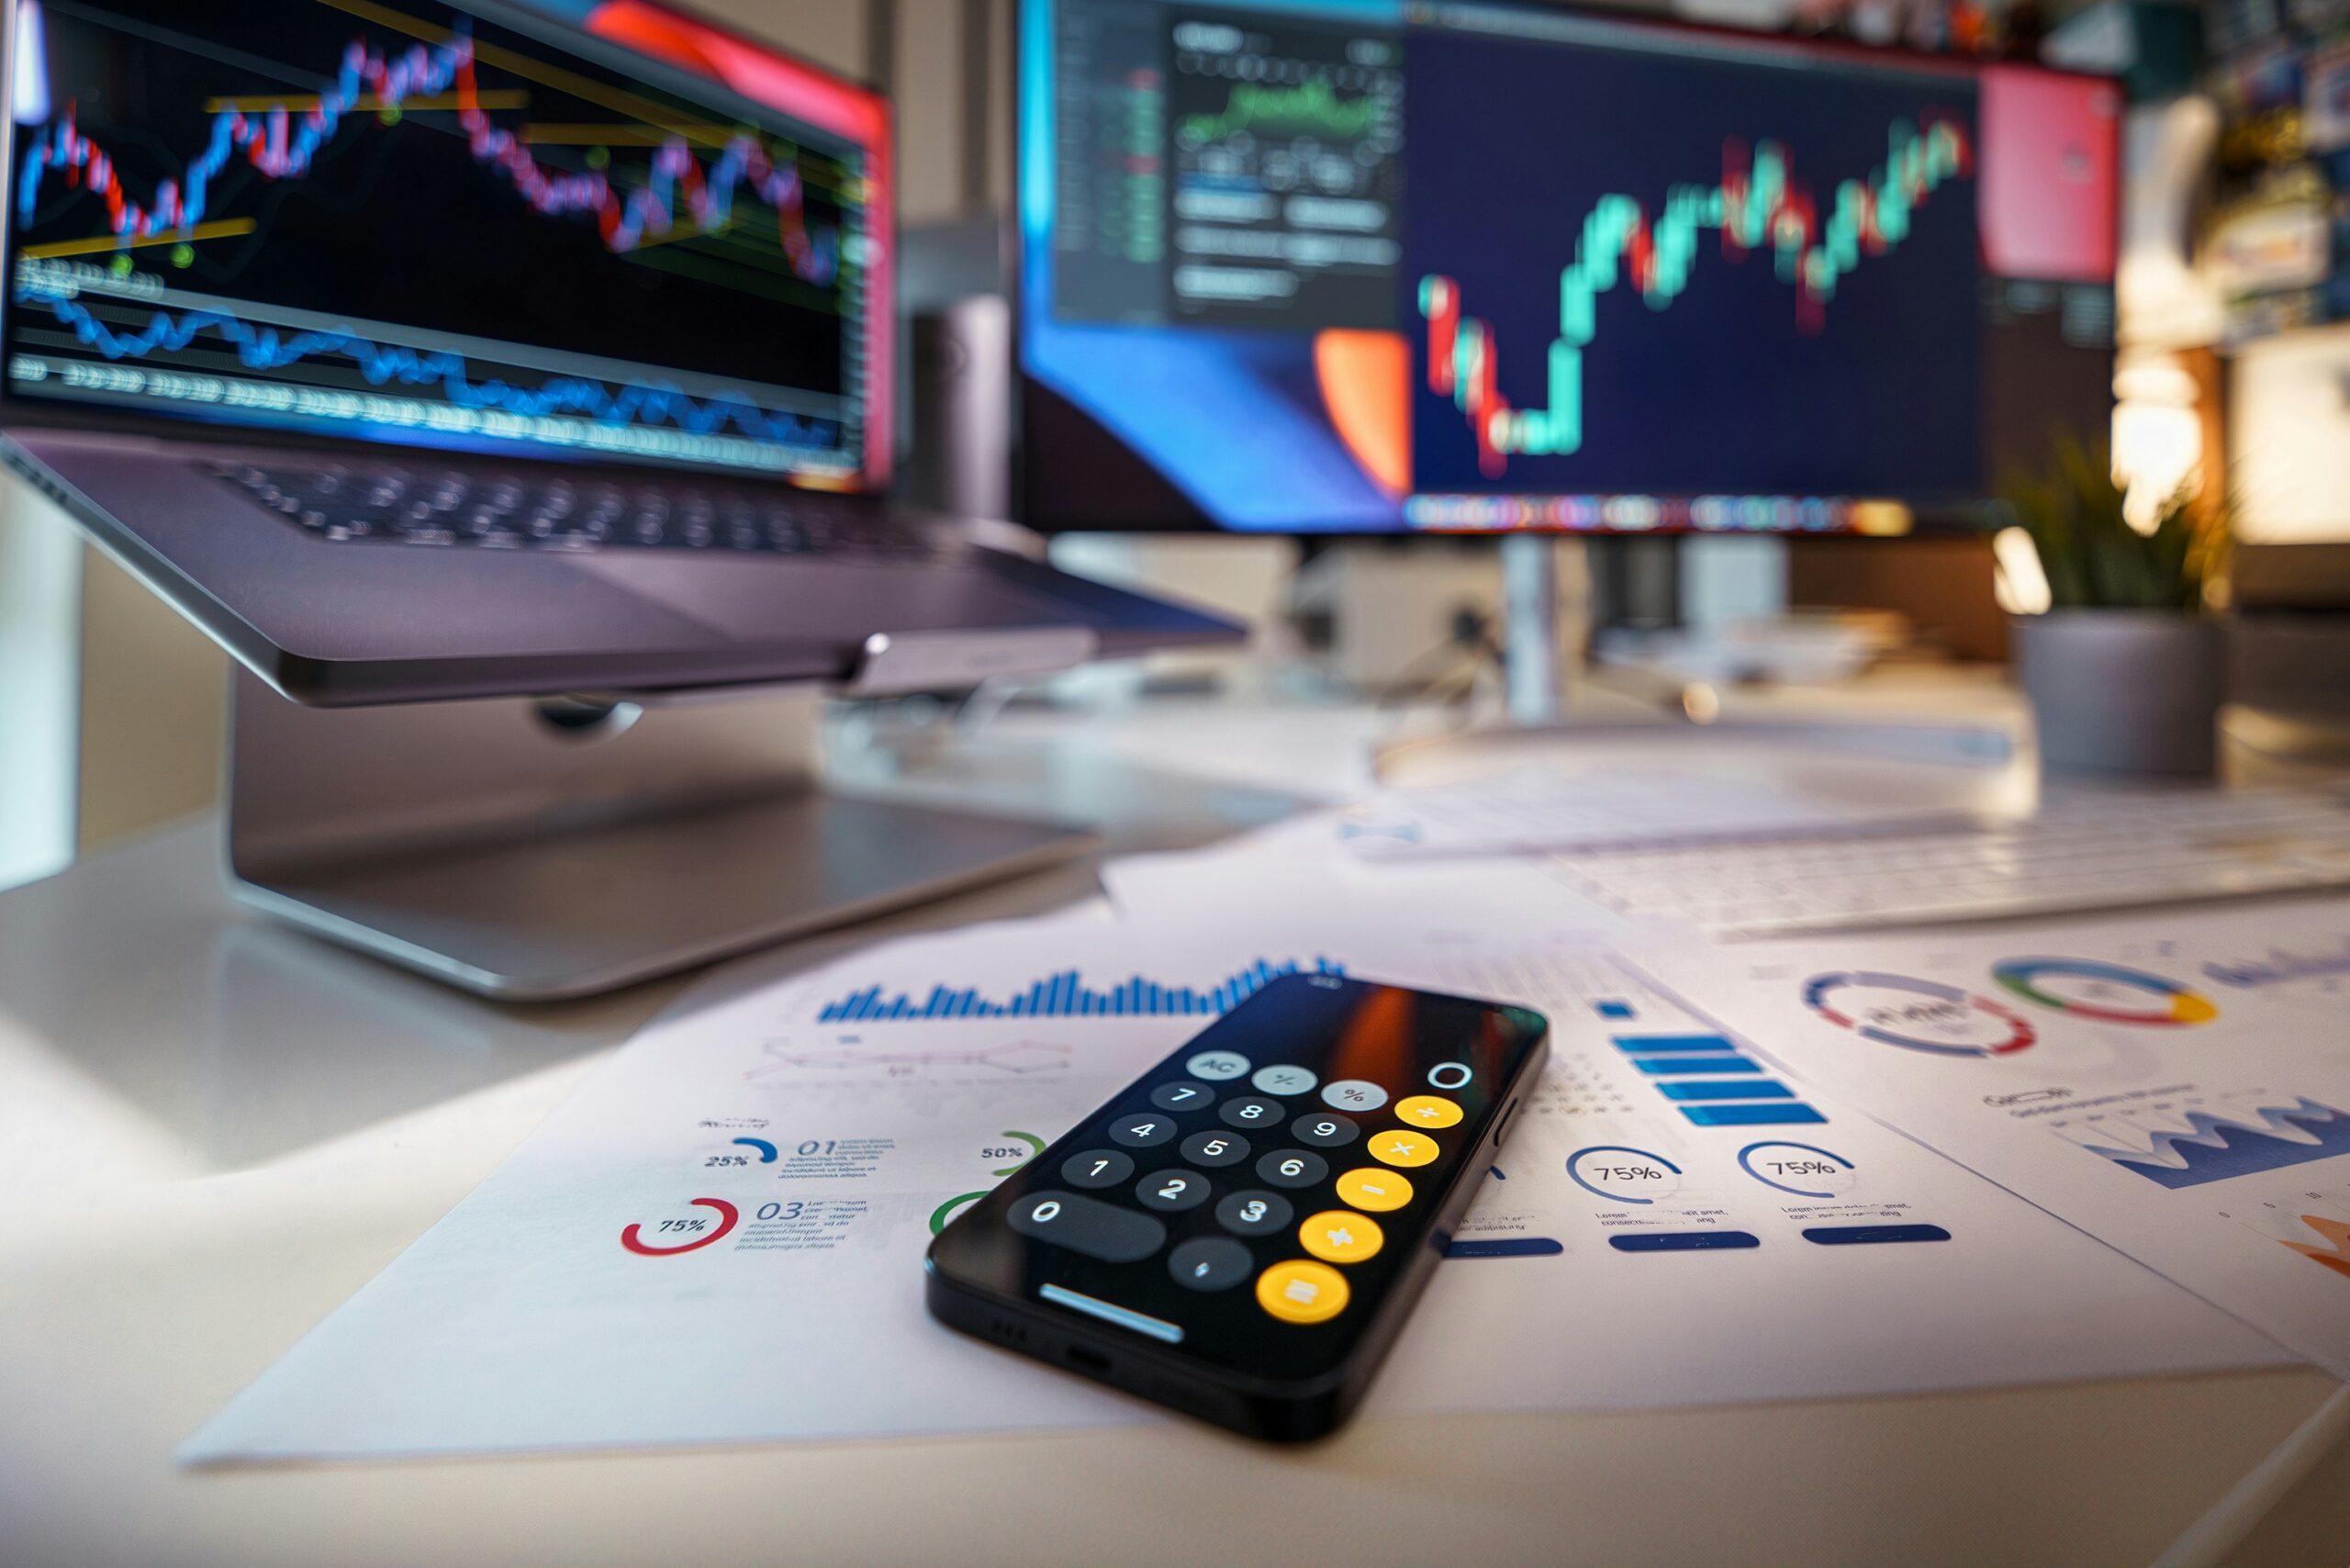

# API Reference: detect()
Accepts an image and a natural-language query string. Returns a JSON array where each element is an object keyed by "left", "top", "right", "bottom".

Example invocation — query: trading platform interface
[
  {"left": 1021, "top": 0, "right": 2120, "bottom": 534},
  {"left": 1055, "top": 6, "right": 1401, "bottom": 329},
  {"left": 4, "top": 0, "right": 890, "bottom": 485}
]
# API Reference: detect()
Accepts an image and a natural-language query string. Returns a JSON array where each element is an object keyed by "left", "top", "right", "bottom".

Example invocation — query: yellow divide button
[
  {"left": 1371, "top": 1128, "right": 1439, "bottom": 1168},
  {"left": 1299, "top": 1209, "right": 1384, "bottom": 1264},
  {"left": 1257, "top": 1260, "right": 1350, "bottom": 1324},
  {"left": 1394, "top": 1094, "right": 1463, "bottom": 1129},
  {"left": 1336, "top": 1167, "right": 1414, "bottom": 1212}
]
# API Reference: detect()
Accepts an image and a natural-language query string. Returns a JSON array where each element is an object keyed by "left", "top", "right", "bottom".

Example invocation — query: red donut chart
[{"left": 621, "top": 1196, "right": 739, "bottom": 1256}]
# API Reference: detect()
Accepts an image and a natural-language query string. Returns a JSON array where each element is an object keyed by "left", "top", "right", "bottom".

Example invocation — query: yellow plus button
[
  {"left": 1298, "top": 1209, "right": 1384, "bottom": 1264},
  {"left": 1256, "top": 1260, "right": 1349, "bottom": 1324},
  {"left": 1371, "top": 1128, "right": 1439, "bottom": 1168},
  {"left": 1394, "top": 1094, "right": 1462, "bottom": 1129}
]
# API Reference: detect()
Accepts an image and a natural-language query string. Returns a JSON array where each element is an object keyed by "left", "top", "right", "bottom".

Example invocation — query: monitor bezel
[
  {"left": 0, "top": 0, "right": 898, "bottom": 492},
  {"left": 1009, "top": 0, "right": 2121, "bottom": 538}
]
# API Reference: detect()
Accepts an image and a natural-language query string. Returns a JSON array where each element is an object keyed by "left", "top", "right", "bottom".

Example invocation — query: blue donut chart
[
  {"left": 1738, "top": 1140, "right": 1855, "bottom": 1198},
  {"left": 1566, "top": 1145, "right": 1683, "bottom": 1204}
]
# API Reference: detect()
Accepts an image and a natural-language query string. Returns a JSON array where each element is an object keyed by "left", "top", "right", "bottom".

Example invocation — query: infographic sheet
[
  {"left": 185, "top": 914, "right": 1200, "bottom": 1461},
  {"left": 1636, "top": 900, "right": 2350, "bottom": 1376},
  {"left": 1368, "top": 944, "right": 2287, "bottom": 1414},
  {"left": 185, "top": 899, "right": 2287, "bottom": 1462}
]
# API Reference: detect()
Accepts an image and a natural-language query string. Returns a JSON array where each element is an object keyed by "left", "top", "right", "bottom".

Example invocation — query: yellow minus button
[
  {"left": 1335, "top": 1167, "right": 1413, "bottom": 1212},
  {"left": 1257, "top": 1260, "right": 1350, "bottom": 1324}
]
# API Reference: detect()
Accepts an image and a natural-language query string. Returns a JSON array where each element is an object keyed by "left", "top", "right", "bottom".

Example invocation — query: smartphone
[{"left": 924, "top": 972, "right": 1549, "bottom": 1441}]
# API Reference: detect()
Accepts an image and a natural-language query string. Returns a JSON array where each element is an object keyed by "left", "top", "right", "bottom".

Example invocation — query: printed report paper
[
  {"left": 186, "top": 910, "right": 2289, "bottom": 1462},
  {"left": 1363, "top": 941, "right": 2288, "bottom": 1415},
  {"left": 1634, "top": 900, "right": 2350, "bottom": 1376}
]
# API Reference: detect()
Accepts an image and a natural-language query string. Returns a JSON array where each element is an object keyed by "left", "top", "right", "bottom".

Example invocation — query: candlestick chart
[
  {"left": 1401, "top": 21, "right": 1981, "bottom": 500},
  {"left": 1422, "top": 118, "right": 1972, "bottom": 477}
]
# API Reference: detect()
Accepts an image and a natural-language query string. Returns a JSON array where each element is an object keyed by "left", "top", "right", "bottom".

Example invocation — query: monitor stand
[
  {"left": 223, "top": 671, "right": 1093, "bottom": 1001},
  {"left": 1500, "top": 533, "right": 1567, "bottom": 724},
  {"left": 1377, "top": 533, "right": 1698, "bottom": 779},
  {"left": 1496, "top": 532, "right": 1784, "bottom": 724}
]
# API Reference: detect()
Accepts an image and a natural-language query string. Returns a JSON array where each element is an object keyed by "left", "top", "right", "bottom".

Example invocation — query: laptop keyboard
[{"left": 211, "top": 461, "right": 936, "bottom": 558}]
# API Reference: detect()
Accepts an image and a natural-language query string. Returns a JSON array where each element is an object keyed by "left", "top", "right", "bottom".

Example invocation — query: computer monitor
[{"left": 1016, "top": 0, "right": 2121, "bottom": 536}]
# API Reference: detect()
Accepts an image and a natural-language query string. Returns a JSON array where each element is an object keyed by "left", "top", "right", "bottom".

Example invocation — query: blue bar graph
[
  {"left": 1608, "top": 1231, "right": 1762, "bottom": 1252},
  {"left": 1445, "top": 1238, "right": 1566, "bottom": 1259},
  {"left": 1658, "top": 1080, "right": 1797, "bottom": 1102},
  {"left": 815, "top": 956, "right": 1347, "bottom": 1023},
  {"left": 1803, "top": 1225, "right": 1953, "bottom": 1245},
  {"left": 1678, "top": 1103, "right": 1829, "bottom": 1126},
  {"left": 1595, "top": 1000, "right": 1635, "bottom": 1019},
  {"left": 1612, "top": 1034, "right": 1737, "bottom": 1054},
  {"left": 1632, "top": 1055, "right": 1763, "bottom": 1075}
]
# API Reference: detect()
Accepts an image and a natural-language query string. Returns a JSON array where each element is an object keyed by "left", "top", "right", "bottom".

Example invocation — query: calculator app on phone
[{"left": 925, "top": 974, "right": 1548, "bottom": 1441}]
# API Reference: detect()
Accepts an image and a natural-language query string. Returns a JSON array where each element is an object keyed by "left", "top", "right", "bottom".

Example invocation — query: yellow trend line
[
  {"left": 19, "top": 218, "right": 258, "bottom": 260},
  {"left": 201, "top": 89, "right": 528, "bottom": 113},
  {"left": 311, "top": 0, "right": 744, "bottom": 149},
  {"left": 302, "top": 0, "right": 856, "bottom": 198}
]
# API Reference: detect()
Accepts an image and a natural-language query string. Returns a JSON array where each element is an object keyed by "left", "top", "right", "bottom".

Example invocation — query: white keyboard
[{"left": 1549, "top": 788, "right": 2350, "bottom": 937}]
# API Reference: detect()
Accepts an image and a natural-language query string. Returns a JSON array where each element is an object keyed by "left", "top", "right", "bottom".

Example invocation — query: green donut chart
[
  {"left": 929, "top": 1192, "right": 990, "bottom": 1235},
  {"left": 1992, "top": 958, "right": 2219, "bottom": 1025}
]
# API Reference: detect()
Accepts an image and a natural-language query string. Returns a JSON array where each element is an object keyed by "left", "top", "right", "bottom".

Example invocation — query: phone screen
[{"left": 929, "top": 975, "right": 1546, "bottom": 1387}]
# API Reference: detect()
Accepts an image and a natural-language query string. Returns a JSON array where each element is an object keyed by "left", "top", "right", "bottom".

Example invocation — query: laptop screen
[{"left": 1, "top": 0, "right": 891, "bottom": 489}]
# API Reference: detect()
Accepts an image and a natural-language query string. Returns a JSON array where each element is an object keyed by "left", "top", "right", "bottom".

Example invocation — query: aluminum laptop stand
[{"left": 224, "top": 663, "right": 1093, "bottom": 1001}]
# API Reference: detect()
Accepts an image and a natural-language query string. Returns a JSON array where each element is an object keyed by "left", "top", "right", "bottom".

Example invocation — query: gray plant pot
[{"left": 2012, "top": 610, "right": 2226, "bottom": 778}]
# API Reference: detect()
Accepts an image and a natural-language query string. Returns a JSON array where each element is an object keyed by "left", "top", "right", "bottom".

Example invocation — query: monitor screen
[
  {"left": 1018, "top": 0, "right": 2119, "bottom": 534},
  {"left": 3, "top": 0, "right": 891, "bottom": 487}
]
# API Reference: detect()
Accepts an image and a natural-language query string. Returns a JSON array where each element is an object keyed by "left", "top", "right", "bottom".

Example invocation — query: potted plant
[{"left": 2001, "top": 437, "right": 2228, "bottom": 778}]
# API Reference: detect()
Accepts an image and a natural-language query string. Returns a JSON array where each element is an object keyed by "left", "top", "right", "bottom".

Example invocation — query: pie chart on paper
[
  {"left": 1992, "top": 958, "right": 2219, "bottom": 1026},
  {"left": 1803, "top": 971, "right": 2036, "bottom": 1057}
]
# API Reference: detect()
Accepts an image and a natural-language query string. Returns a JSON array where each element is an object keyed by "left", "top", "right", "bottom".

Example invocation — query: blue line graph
[
  {"left": 18, "top": 290, "right": 830, "bottom": 444},
  {"left": 2074, "top": 1097, "right": 2350, "bottom": 1190},
  {"left": 815, "top": 957, "right": 1346, "bottom": 1023},
  {"left": 15, "top": 28, "right": 837, "bottom": 282}
]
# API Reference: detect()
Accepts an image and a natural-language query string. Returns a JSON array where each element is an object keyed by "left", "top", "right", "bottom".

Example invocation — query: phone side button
[{"left": 1006, "top": 1191, "right": 1168, "bottom": 1262}]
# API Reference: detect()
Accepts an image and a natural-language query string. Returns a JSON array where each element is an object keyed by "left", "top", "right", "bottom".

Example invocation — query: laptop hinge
[{"left": 838, "top": 626, "right": 1100, "bottom": 697}]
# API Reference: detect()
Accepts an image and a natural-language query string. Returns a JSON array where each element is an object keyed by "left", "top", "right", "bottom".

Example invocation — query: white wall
[
  {"left": 73, "top": 548, "right": 228, "bottom": 854},
  {"left": 0, "top": 490, "right": 79, "bottom": 889}
]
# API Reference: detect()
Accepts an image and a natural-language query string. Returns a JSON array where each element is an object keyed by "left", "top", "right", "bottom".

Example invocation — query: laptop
[{"left": 0, "top": 0, "right": 1240, "bottom": 705}]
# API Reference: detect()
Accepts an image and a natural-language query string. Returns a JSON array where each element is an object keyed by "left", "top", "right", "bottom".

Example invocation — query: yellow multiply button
[
  {"left": 1256, "top": 1260, "right": 1350, "bottom": 1324},
  {"left": 1335, "top": 1167, "right": 1413, "bottom": 1212},
  {"left": 1371, "top": 1128, "right": 1439, "bottom": 1168},
  {"left": 1394, "top": 1094, "right": 1463, "bottom": 1129},
  {"left": 1298, "top": 1209, "right": 1384, "bottom": 1264}
]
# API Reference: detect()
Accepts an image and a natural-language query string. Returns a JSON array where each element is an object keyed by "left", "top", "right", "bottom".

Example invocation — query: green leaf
[{"left": 1998, "top": 435, "right": 2214, "bottom": 613}]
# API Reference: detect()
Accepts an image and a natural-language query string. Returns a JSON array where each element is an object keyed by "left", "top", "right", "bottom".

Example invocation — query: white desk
[{"left": 4, "top": 696, "right": 2346, "bottom": 1568}]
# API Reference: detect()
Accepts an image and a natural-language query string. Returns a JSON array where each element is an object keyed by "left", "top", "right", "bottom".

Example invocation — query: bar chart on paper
[{"left": 813, "top": 956, "right": 1348, "bottom": 1022}]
